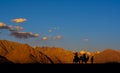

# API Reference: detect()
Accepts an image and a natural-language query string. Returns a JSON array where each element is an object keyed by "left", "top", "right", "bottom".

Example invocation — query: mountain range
[{"left": 0, "top": 40, "right": 120, "bottom": 64}]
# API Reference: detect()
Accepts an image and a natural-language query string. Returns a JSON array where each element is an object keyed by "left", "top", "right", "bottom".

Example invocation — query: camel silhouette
[
  {"left": 73, "top": 53, "right": 89, "bottom": 64},
  {"left": 73, "top": 52, "right": 80, "bottom": 64},
  {"left": 80, "top": 53, "right": 89, "bottom": 64}
]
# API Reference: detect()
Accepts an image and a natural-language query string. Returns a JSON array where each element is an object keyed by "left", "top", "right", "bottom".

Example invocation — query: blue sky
[{"left": 0, "top": 0, "right": 120, "bottom": 51}]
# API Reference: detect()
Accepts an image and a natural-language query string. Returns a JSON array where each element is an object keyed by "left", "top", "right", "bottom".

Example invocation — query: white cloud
[
  {"left": 52, "top": 35, "right": 62, "bottom": 41},
  {"left": 48, "top": 26, "right": 60, "bottom": 33},
  {"left": 42, "top": 36, "right": 48, "bottom": 41},
  {"left": 83, "top": 38, "right": 89, "bottom": 42},
  {"left": 0, "top": 22, "right": 6, "bottom": 26},
  {"left": 10, "top": 31, "right": 40, "bottom": 39},
  {"left": 15, "top": 26, "right": 24, "bottom": 31},
  {"left": 9, "top": 26, "right": 24, "bottom": 32},
  {"left": 48, "top": 29, "right": 52, "bottom": 32},
  {"left": 0, "top": 22, "right": 13, "bottom": 30},
  {"left": 34, "top": 34, "right": 40, "bottom": 37},
  {"left": 56, "top": 35, "right": 62, "bottom": 39},
  {"left": 12, "top": 18, "right": 26, "bottom": 23}
]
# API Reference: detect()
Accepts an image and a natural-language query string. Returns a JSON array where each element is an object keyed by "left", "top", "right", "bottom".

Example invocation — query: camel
[
  {"left": 73, "top": 52, "right": 80, "bottom": 64},
  {"left": 73, "top": 53, "right": 89, "bottom": 64},
  {"left": 80, "top": 53, "right": 89, "bottom": 64}
]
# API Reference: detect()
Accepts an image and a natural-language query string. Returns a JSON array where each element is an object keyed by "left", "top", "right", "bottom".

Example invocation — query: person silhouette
[
  {"left": 82, "top": 53, "right": 89, "bottom": 64},
  {"left": 91, "top": 56, "right": 94, "bottom": 64},
  {"left": 73, "top": 52, "right": 79, "bottom": 64}
]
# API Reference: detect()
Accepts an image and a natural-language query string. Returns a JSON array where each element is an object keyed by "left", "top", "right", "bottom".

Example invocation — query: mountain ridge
[{"left": 0, "top": 39, "right": 120, "bottom": 64}]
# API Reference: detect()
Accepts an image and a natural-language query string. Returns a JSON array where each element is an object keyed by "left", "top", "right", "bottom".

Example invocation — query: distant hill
[
  {"left": 94, "top": 49, "right": 120, "bottom": 63},
  {"left": 0, "top": 40, "right": 120, "bottom": 64}
]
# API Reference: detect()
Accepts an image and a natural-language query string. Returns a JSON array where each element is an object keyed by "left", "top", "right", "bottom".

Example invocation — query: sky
[{"left": 0, "top": 0, "right": 120, "bottom": 52}]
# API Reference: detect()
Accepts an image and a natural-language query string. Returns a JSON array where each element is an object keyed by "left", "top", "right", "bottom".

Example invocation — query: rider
[{"left": 73, "top": 52, "right": 79, "bottom": 64}]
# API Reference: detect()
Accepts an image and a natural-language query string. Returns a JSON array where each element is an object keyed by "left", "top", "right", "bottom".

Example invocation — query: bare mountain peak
[{"left": 101, "top": 48, "right": 120, "bottom": 54}]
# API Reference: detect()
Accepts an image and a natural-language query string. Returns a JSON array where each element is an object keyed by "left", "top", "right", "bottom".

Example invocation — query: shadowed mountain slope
[{"left": 0, "top": 55, "right": 13, "bottom": 64}]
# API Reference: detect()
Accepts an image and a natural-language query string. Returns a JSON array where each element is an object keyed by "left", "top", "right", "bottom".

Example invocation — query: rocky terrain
[{"left": 0, "top": 40, "right": 120, "bottom": 64}]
